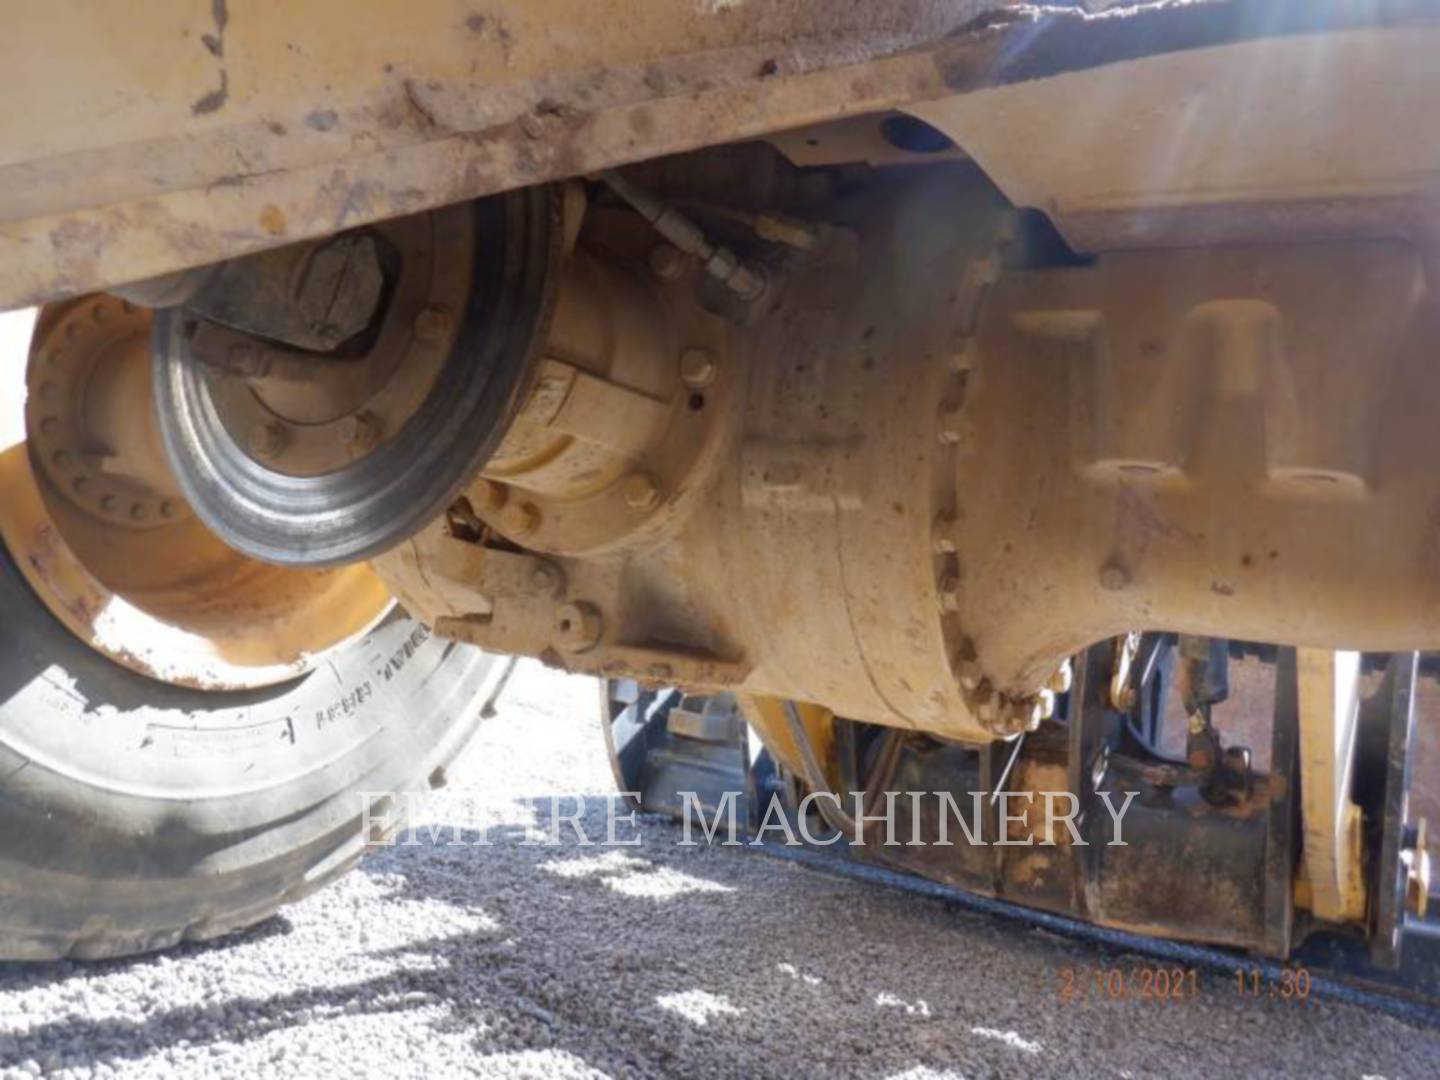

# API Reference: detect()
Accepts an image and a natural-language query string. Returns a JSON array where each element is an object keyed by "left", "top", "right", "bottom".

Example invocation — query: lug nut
[
  {"left": 530, "top": 564, "right": 560, "bottom": 594},
  {"left": 623, "top": 473, "right": 660, "bottom": 511},
  {"left": 413, "top": 305, "right": 452, "bottom": 346},
  {"left": 679, "top": 347, "right": 717, "bottom": 389},
  {"left": 937, "top": 573, "right": 961, "bottom": 612},
  {"left": 249, "top": 421, "right": 289, "bottom": 459},
  {"left": 931, "top": 512, "right": 958, "bottom": 554},
  {"left": 649, "top": 244, "right": 689, "bottom": 282},
  {"left": 339, "top": 411, "right": 383, "bottom": 454},
  {"left": 226, "top": 343, "right": 267, "bottom": 377}
]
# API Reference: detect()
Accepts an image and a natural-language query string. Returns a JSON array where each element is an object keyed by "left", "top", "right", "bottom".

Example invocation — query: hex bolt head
[
  {"left": 949, "top": 338, "right": 978, "bottom": 374},
  {"left": 1046, "top": 660, "right": 1074, "bottom": 695},
  {"left": 293, "top": 233, "right": 384, "bottom": 348},
  {"left": 555, "top": 601, "right": 602, "bottom": 653},
  {"left": 931, "top": 512, "right": 958, "bottom": 554},
  {"left": 249, "top": 420, "right": 289, "bottom": 459},
  {"left": 226, "top": 343, "right": 266, "bottom": 377},
  {"left": 338, "top": 411, "right": 383, "bottom": 454},
  {"left": 937, "top": 573, "right": 961, "bottom": 612},
  {"left": 530, "top": 563, "right": 559, "bottom": 594},
  {"left": 956, "top": 659, "right": 984, "bottom": 690},
  {"left": 413, "top": 305, "right": 452, "bottom": 346},
  {"left": 998, "top": 699, "right": 1037, "bottom": 735},
  {"left": 679, "top": 347, "right": 717, "bottom": 389},
  {"left": 501, "top": 500, "right": 541, "bottom": 538},
  {"left": 649, "top": 244, "right": 689, "bottom": 282},
  {"left": 622, "top": 473, "right": 660, "bottom": 511}
]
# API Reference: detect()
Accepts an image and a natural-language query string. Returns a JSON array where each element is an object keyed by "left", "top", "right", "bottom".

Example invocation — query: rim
[
  {"left": 0, "top": 299, "right": 393, "bottom": 691},
  {"left": 153, "top": 188, "right": 562, "bottom": 568}
]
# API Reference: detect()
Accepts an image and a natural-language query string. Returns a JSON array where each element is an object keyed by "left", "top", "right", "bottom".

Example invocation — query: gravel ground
[{"left": 2, "top": 659, "right": 1438, "bottom": 1079}]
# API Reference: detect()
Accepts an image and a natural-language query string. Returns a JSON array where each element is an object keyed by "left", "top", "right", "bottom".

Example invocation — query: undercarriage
[{"left": 1, "top": 0, "right": 1439, "bottom": 1007}]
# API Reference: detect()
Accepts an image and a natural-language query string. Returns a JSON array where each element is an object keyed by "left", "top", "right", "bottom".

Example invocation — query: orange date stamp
[
  {"left": 1059, "top": 965, "right": 1200, "bottom": 1003},
  {"left": 1058, "top": 965, "right": 1314, "bottom": 1003}
]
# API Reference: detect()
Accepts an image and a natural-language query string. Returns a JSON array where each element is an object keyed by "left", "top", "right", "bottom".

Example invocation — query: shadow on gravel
[
  {"left": 0, "top": 795, "right": 760, "bottom": 1075},
  {"left": 6, "top": 792, "right": 1440, "bottom": 1079},
  {"left": 0, "top": 915, "right": 295, "bottom": 991}
]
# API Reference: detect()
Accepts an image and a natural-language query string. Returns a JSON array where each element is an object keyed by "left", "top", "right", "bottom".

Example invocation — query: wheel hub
[
  {"left": 25, "top": 297, "right": 185, "bottom": 529},
  {"left": 0, "top": 299, "right": 392, "bottom": 690}
]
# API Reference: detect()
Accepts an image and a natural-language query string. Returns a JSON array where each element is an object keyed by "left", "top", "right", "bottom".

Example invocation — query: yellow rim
[{"left": 0, "top": 299, "right": 392, "bottom": 691}]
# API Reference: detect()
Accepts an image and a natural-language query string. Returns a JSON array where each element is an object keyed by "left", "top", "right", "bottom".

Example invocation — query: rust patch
[{"left": 258, "top": 204, "right": 287, "bottom": 235}]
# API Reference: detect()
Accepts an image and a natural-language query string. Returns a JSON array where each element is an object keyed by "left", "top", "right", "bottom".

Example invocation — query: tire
[{"left": 0, "top": 537, "right": 510, "bottom": 960}]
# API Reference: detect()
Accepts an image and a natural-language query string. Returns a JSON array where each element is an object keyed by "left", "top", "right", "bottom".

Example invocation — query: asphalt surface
[{"left": 2, "top": 659, "right": 1438, "bottom": 1079}]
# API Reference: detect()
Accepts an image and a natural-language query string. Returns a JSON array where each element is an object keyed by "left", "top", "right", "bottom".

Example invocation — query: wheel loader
[{"left": 0, "top": 0, "right": 1438, "bottom": 1000}]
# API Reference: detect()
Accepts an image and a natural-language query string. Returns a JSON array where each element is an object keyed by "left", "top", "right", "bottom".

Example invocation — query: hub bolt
[
  {"left": 649, "top": 245, "right": 689, "bottom": 282},
  {"left": 623, "top": 473, "right": 660, "bottom": 511},
  {"left": 679, "top": 347, "right": 717, "bottom": 389},
  {"left": 413, "top": 305, "right": 452, "bottom": 346},
  {"left": 937, "top": 573, "right": 961, "bottom": 612},
  {"left": 339, "top": 411, "right": 383, "bottom": 454},
  {"left": 226, "top": 343, "right": 268, "bottom": 377},
  {"left": 530, "top": 564, "right": 559, "bottom": 594},
  {"left": 249, "top": 421, "right": 289, "bottom": 459}
]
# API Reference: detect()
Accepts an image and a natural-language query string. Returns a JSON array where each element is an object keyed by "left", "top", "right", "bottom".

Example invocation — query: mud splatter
[{"left": 191, "top": 0, "right": 230, "bottom": 115}]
